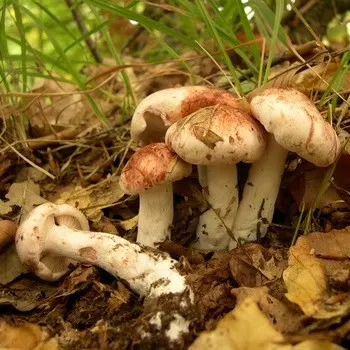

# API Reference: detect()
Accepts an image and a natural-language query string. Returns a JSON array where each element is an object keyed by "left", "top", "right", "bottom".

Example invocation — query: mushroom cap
[
  {"left": 15, "top": 203, "right": 89, "bottom": 281},
  {"left": 119, "top": 143, "right": 192, "bottom": 195},
  {"left": 250, "top": 88, "right": 340, "bottom": 167},
  {"left": 131, "top": 86, "right": 249, "bottom": 145},
  {"left": 165, "top": 105, "right": 267, "bottom": 165}
]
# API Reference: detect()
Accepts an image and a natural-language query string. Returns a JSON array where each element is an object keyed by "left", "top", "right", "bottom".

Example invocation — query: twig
[{"left": 64, "top": 0, "right": 102, "bottom": 63}]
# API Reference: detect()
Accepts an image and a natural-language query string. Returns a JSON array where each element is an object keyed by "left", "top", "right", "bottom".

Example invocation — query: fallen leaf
[
  {"left": 1, "top": 180, "right": 47, "bottom": 219},
  {"left": 27, "top": 78, "right": 85, "bottom": 131},
  {"left": 190, "top": 299, "right": 343, "bottom": 350},
  {"left": 56, "top": 175, "right": 124, "bottom": 222},
  {"left": 287, "top": 162, "right": 341, "bottom": 211},
  {"left": 232, "top": 286, "right": 304, "bottom": 334},
  {"left": 119, "top": 215, "right": 138, "bottom": 231},
  {"left": 292, "top": 62, "right": 350, "bottom": 94},
  {"left": 0, "top": 287, "right": 43, "bottom": 312},
  {"left": 0, "top": 245, "right": 27, "bottom": 285},
  {"left": 283, "top": 229, "right": 350, "bottom": 319},
  {"left": 0, "top": 321, "right": 58, "bottom": 350},
  {"left": 192, "top": 124, "right": 224, "bottom": 149},
  {"left": 189, "top": 298, "right": 289, "bottom": 350},
  {"left": 230, "top": 244, "right": 286, "bottom": 287}
]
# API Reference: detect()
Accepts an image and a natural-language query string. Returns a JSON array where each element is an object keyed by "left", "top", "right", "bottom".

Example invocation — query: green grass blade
[
  {"left": 16, "top": 3, "right": 107, "bottom": 125},
  {"left": 194, "top": 0, "right": 243, "bottom": 95},
  {"left": 262, "top": 0, "right": 285, "bottom": 84},
  {"left": 12, "top": 3, "right": 27, "bottom": 91}
]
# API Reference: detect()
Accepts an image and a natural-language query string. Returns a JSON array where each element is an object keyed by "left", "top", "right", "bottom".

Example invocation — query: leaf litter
[{"left": 1, "top": 40, "right": 350, "bottom": 349}]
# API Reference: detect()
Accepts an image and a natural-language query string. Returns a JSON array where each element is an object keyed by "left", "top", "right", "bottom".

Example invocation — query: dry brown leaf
[
  {"left": 230, "top": 244, "right": 286, "bottom": 287},
  {"left": 27, "top": 78, "right": 85, "bottom": 131},
  {"left": 0, "top": 246, "right": 27, "bottom": 285},
  {"left": 190, "top": 299, "right": 289, "bottom": 350},
  {"left": 0, "top": 180, "right": 47, "bottom": 218},
  {"left": 287, "top": 162, "right": 341, "bottom": 211},
  {"left": 283, "top": 229, "right": 350, "bottom": 319},
  {"left": 0, "top": 321, "right": 58, "bottom": 349},
  {"left": 249, "top": 61, "right": 349, "bottom": 101},
  {"left": 232, "top": 286, "right": 304, "bottom": 334},
  {"left": 56, "top": 176, "right": 124, "bottom": 222},
  {"left": 190, "top": 299, "right": 343, "bottom": 350},
  {"left": 292, "top": 62, "right": 350, "bottom": 93},
  {"left": 119, "top": 215, "right": 138, "bottom": 231}
]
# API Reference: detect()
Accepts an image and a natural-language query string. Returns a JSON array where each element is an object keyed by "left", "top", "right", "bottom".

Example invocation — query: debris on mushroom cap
[
  {"left": 165, "top": 105, "right": 267, "bottom": 165},
  {"left": 250, "top": 87, "right": 341, "bottom": 167},
  {"left": 131, "top": 86, "right": 249, "bottom": 145},
  {"left": 119, "top": 143, "right": 192, "bottom": 195}
]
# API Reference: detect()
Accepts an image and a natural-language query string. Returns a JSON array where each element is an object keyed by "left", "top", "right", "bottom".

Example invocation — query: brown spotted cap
[
  {"left": 130, "top": 86, "right": 249, "bottom": 146},
  {"left": 119, "top": 143, "right": 192, "bottom": 195},
  {"left": 165, "top": 105, "right": 267, "bottom": 165}
]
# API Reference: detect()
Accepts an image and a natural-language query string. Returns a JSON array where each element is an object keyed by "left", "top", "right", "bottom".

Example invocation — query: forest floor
[{"left": 0, "top": 42, "right": 349, "bottom": 349}]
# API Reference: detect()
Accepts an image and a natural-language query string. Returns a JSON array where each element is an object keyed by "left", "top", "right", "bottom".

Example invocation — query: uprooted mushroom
[
  {"left": 230, "top": 88, "right": 341, "bottom": 249},
  {"left": 15, "top": 202, "right": 194, "bottom": 345}
]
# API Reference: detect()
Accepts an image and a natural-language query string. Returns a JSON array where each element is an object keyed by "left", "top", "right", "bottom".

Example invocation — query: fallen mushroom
[
  {"left": 230, "top": 88, "right": 340, "bottom": 249},
  {"left": 119, "top": 143, "right": 192, "bottom": 248},
  {"left": 15, "top": 202, "right": 193, "bottom": 343},
  {"left": 165, "top": 105, "right": 266, "bottom": 250},
  {"left": 130, "top": 85, "right": 249, "bottom": 187}
]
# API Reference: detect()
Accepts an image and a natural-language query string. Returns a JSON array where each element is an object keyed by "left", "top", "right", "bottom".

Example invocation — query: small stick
[{"left": 64, "top": 0, "right": 102, "bottom": 63}]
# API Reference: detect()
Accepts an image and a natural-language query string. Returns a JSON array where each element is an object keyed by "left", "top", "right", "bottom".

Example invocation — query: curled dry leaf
[
  {"left": 283, "top": 229, "right": 350, "bottom": 319},
  {"left": 249, "top": 61, "right": 349, "bottom": 101},
  {"left": 189, "top": 298, "right": 343, "bottom": 350},
  {"left": 229, "top": 243, "right": 286, "bottom": 287},
  {"left": 0, "top": 321, "right": 58, "bottom": 350},
  {"left": 291, "top": 62, "right": 350, "bottom": 94}
]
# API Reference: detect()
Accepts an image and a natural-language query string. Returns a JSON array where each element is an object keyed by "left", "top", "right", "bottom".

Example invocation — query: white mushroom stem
[
  {"left": 138, "top": 183, "right": 173, "bottom": 248},
  {"left": 192, "top": 164, "right": 238, "bottom": 250},
  {"left": 229, "top": 134, "right": 289, "bottom": 249},
  {"left": 43, "top": 224, "right": 189, "bottom": 299},
  {"left": 197, "top": 165, "right": 207, "bottom": 187}
]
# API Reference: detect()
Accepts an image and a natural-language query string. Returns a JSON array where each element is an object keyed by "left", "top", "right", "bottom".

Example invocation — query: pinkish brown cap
[
  {"left": 165, "top": 105, "right": 267, "bottom": 165},
  {"left": 250, "top": 88, "right": 340, "bottom": 167},
  {"left": 131, "top": 86, "right": 249, "bottom": 145},
  {"left": 119, "top": 143, "right": 192, "bottom": 195}
]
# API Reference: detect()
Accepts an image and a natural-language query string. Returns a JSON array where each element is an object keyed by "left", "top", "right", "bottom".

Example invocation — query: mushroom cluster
[
  {"left": 13, "top": 86, "right": 341, "bottom": 345},
  {"left": 123, "top": 85, "right": 340, "bottom": 251}
]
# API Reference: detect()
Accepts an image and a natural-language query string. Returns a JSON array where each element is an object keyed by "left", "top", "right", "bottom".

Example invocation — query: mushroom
[
  {"left": 119, "top": 143, "right": 192, "bottom": 248},
  {"left": 230, "top": 88, "right": 341, "bottom": 249},
  {"left": 130, "top": 86, "right": 249, "bottom": 187},
  {"left": 165, "top": 105, "right": 267, "bottom": 250},
  {"left": 0, "top": 220, "right": 18, "bottom": 253},
  {"left": 15, "top": 203, "right": 193, "bottom": 343}
]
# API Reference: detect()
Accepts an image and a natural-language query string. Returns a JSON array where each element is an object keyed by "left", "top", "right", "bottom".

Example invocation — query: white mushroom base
[
  {"left": 229, "top": 134, "right": 289, "bottom": 249},
  {"left": 138, "top": 183, "right": 173, "bottom": 248},
  {"left": 191, "top": 164, "right": 238, "bottom": 250},
  {"left": 47, "top": 225, "right": 187, "bottom": 299}
]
